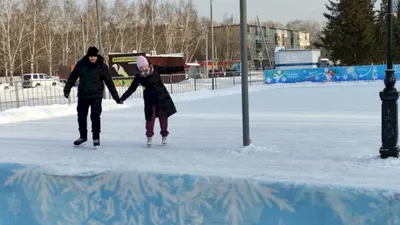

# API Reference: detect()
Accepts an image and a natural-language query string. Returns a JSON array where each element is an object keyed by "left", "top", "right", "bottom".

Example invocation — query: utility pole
[
  {"left": 205, "top": 31, "right": 208, "bottom": 74},
  {"left": 240, "top": 0, "right": 250, "bottom": 146},
  {"left": 210, "top": 0, "right": 215, "bottom": 90},
  {"left": 81, "top": 17, "right": 85, "bottom": 56}
]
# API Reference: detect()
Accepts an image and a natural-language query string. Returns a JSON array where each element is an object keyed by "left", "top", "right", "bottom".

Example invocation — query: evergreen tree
[
  {"left": 379, "top": 0, "right": 389, "bottom": 28},
  {"left": 373, "top": 0, "right": 388, "bottom": 63},
  {"left": 372, "top": 2, "right": 384, "bottom": 61},
  {"left": 318, "top": 0, "right": 378, "bottom": 65},
  {"left": 315, "top": 0, "right": 341, "bottom": 61},
  {"left": 393, "top": 2, "right": 400, "bottom": 63}
]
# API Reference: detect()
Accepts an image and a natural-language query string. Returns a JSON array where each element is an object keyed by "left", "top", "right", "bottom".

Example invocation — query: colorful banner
[{"left": 264, "top": 64, "right": 400, "bottom": 84}]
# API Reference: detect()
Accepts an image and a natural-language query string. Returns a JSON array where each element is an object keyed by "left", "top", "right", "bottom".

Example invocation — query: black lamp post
[{"left": 380, "top": 0, "right": 400, "bottom": 158}]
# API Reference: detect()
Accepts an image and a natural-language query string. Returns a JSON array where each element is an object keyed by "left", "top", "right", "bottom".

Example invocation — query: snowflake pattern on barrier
[
  {"left": 2, "top": 164, "right": 400, "bottom": 225},
  {"left": 291, "top": 186, "right": 367, "bottom": 225}
]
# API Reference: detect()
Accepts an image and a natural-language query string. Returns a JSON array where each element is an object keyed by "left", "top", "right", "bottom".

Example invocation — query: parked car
[
  {"left": 225, "top": 69, "right": 240, "bottom": 77},
  {"left": 208, "top": 69, "right": 224, "bottom": 78},
  {"left": 22, "top": 73, "right": 59, "bottom": 88}
]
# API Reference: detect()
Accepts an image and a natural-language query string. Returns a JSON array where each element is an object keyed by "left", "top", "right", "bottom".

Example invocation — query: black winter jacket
[
  {"left": 64, "top": 55, "right": 119, "bottom": 100},
  {"left": 120, "top": 66, "right": 177, "bottom": 121}
]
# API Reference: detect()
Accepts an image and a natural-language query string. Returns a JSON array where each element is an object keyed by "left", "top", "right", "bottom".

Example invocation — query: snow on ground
[
  {"left": 0, "top": 80, "right": 399, "bottom": 190},
  {"left": 0, "top": 84, "right": 267, "bottom": 124}
]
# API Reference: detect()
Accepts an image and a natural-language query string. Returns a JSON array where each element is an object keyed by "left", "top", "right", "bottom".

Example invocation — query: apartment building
[
  {"left": 298, "top": 31, "right": 310, "bottom": 49},
  {"left": 207, "top": 24, "right": 310, "bottom": 70}
]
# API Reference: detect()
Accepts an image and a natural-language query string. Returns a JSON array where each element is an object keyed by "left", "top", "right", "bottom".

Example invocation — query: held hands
[
  {"left": 64, "top": 92, "right": 69, "bottom": 99},
  {"left": 115, "top": 98, "right": 123, "bottom": 104}
]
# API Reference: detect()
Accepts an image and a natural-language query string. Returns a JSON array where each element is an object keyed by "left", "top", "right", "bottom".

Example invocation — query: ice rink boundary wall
[
  {"left": 0, "top": 163, "right": 398, "bottom": 224},
  {"left": 264, "top": 64, "right": 400, "bottom": 84}
]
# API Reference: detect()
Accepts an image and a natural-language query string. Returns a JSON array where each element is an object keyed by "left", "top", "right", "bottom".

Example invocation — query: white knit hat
[{"left": 136, "top": 55, "right": 149, "bottom": 68}]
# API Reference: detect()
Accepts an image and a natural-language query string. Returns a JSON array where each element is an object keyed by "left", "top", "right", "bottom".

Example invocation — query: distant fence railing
[
  {"left": 264, "top": 64, "right": 398, "bottom": 84},
  {"left": 0, "top": 72, "right": 264, "bottom": 111}
]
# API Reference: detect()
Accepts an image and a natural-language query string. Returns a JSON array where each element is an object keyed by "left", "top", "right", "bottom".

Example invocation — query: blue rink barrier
[
  {"left": 0, "top": 163, "right": 399, "bottom": 225},
  {"left": 264, "top": 64, "right": 400, "bottom": 84}
]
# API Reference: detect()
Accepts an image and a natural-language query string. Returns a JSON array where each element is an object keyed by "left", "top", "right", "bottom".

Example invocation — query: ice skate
[
  {"left": 146, "top": 137, "right": 152, "bottom": 147},
  {"left": 162, "top": 136, "right": 167, "bottom": 145},
  {"left": 93, "top": 139, "right": 100, "bottom": 149},
  {"left": 74, "top": 137, "right": 87, "bottom": 146}
]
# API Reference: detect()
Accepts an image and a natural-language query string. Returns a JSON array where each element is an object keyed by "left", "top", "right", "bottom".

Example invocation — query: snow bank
[
  {"left": 0, "top": 80, "right": 386, "bottom": 124},
  {"left": 0, "top": 84, "right": 267, "bottom": 124},
  {"left": 229, "top": 144, "right": 271, "bottom": 155},
  {"left": 0, "top": 100, "right": 127, "bottom": 124}
]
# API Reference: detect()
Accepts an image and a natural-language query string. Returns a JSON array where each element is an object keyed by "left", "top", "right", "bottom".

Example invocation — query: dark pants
[
  {"left": 146, "top": 104, "right": 169, "bottom": 137},
  {"left": 77, "top": 97, "right": 102, "bottom": 139}
]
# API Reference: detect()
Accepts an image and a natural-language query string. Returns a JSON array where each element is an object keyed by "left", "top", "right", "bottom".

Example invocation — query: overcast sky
[
  {"left": 82, "top": 0, "right": 384, "bottom": 24},
  {"left": 193, "top": 0, "right": 383, "bottom": 24},
  {"left": 194, "top": 0, "right": 327, "bottom": 23}
]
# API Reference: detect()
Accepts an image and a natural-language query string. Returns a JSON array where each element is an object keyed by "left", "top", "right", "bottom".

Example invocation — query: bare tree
[
  {"left": 140, "top": 0, "right": 159, "bottom": 51},
  {"left": 286, "top": 20, "right": 323, "bottom": 48},
  {"left": 83, "top": 0, "right": 98, "bottom": 48},
  {"left": 129, "top": 0, "right": 146, "bottom": 52},
  {"left": 111, "top": 0, "right": 133, "bottom": 52},
  {"left": 158, "top": 1, "right": 178, "bottom": 53},
  {"left": 25, "top": 0, "right": 40, "bottom": 74},
  {"left": 251, "top": 20, "right": 285, "bottom": 29},
  {"left": 0, "top": 0, "right": 28, "bottom": 81},
  {"left": 40, "top": 0, "right": 60, "bottom": 75},
  {"left": 60, "top": 0, "right": 80, "bottom": 66},
  {"left": 217, "top": 14, "right": 240, "bottom": 63},
  {"left": 0, "top": 0, "right": 323, "bottom": 78},
  {"left": 176, "top": 0, "right": 202, "bottom": 62}
]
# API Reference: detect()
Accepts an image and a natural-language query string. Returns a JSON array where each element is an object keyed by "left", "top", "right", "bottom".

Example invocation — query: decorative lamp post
[{"left": 380, "top": 0, "right": 400, "bottom": 158}]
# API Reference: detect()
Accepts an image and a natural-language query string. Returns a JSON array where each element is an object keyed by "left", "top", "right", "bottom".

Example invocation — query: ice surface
[{"left": 0, "top": 80, "right": 399, "bottom": 190}]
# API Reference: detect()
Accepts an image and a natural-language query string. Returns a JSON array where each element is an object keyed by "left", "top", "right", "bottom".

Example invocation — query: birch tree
[
  {"left": 83, "top": 0, "right": 98, "bottom": 48},
  {"left": 112, "top": 0, "right": 133, "bottom": 52},
  {"left": 141, "top": 0, "right": 159, "bottom": 51},
  {"left": 0, "top": 0, "right": 259, "bottom": 77},
  {"left": 176, "top": 0, "right": 201, "bottom": 62},
  {"left": 60, "top": 0, "right": 80, "bottom": 66},
  {"left": 25, "top": 0, "right": 40, "bottom": 73},
  {"left": 158, "top": 1, "right": 178, "bottom": 53},
  {"left": 132, "top": 0, "right": 146, "bottom": 52},
  {"left": 0, "top": 0, "right": 27, "bottom": 81},
  {"left": 40, "top": 0, "right": 60, "bottom": 75}
]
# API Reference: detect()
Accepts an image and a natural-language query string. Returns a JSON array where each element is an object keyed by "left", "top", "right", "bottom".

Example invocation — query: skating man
[{"left": 64, "top": 46, "right": 122, "bottom": 147}]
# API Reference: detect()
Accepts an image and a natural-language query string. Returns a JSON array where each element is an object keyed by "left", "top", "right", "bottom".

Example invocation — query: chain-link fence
[{"left": 0, "top": 72, "right": 265, "bottom": 111}]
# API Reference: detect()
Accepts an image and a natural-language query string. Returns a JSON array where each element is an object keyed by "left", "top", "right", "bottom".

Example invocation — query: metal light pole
[
  {"left": 205, "top": 30, "right": 208, "bottom": 74},
  {"left": 210, "top": 0, "right": 215, "bottom": 90},
  {"left": 240, "top": 0, "right": 250, "bottom": 146},
  {"left": 380, "top": 0, "right": 399, "bottom": 158}
]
